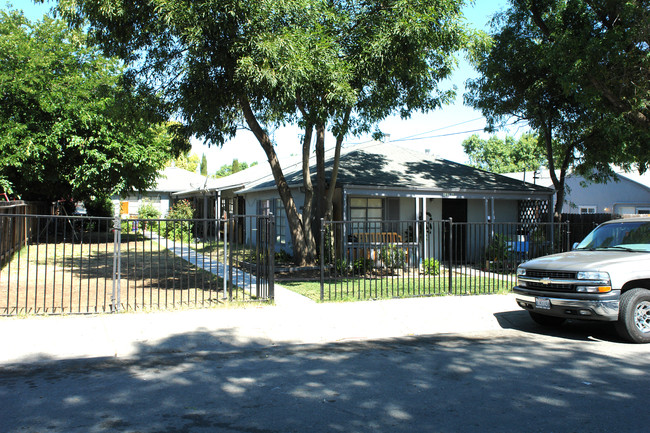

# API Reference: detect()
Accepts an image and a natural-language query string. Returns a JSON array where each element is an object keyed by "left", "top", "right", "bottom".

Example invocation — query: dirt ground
[{"left": 0, "top": 237, "right": 233, "bottom": 315}]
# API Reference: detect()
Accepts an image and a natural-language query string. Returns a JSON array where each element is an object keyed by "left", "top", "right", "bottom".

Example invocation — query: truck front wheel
[{"left": 616, "top": 288, "right": 650, "bottom": 343}]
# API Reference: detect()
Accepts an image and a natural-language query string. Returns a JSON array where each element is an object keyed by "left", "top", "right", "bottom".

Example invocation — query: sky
[{"left": 15, "top": 0, "right": 519, "bottom": 174}]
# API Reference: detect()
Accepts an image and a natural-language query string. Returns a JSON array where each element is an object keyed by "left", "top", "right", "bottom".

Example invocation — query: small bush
[
  {"left": 380, "top": 244, "right": 406, "bottom": 269},
  {"left": 85, "top": 195, "right": 114, "bottom": 217},
  {"left": 422, "top": 258, "right": 440, "bottom": 275},
  {"left": 164, "top": 200, "right": 195, "bottom": 242},
  {"left": 353, "top": 258, "right": 374, "bottom": 272},
  {"left": 138, "top": 200, "right": 161, "bottom": 220},
  {"left": 167, "top": 199, "right": 195, "bottom": 220}
]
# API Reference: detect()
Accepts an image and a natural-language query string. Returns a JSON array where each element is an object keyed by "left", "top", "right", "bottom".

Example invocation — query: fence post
[
  {"left": 565, "top": 220, "right": 571, "bottom": 251},
  {"left": 228, "top": 216, "right": 234, "bottom": 301},
  {"left": 268, "top": 215, "right": 275, "bottom": 301},
  {"left": 111, "top": 214, "right": 122, "bottom": 313},
  {"left": 447, "top": 218, "right": 453, "bottom": 294},
  {"left": 320, "top": 218, "right": 325, "bottom": 302},
  {"left": 223, "top": 216, "right": 228, "bottom": 300}
]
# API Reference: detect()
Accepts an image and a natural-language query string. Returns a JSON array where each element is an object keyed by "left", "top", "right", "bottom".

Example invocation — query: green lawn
[{"left": 280, "top": 275, "right": 515, "bottom": 302}]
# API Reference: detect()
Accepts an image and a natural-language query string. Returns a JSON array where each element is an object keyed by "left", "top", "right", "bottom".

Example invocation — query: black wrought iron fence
[
  {"left": 0, "top": 214, "right": 274, "bottom": 316},
  {"left": 319, "top": 219, "right": 572, "bottom": 301}
]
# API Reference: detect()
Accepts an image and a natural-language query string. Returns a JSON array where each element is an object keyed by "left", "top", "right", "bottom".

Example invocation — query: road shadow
[
  {"left": 1, "top": 322, "right": 648, "bottom": 433},
  {"left": 495, "top": 310, "right": 623, "bottom": 343}
]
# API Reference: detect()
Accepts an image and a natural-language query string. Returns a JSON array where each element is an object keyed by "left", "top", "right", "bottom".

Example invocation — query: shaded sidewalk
[{"left": 0, "top": 294, "right": 521, "bottom": 365}]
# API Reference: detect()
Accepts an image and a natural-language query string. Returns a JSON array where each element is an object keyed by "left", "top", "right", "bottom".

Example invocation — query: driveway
[{"left": 0, "top": 295, "right": 647, "bottom": 432}]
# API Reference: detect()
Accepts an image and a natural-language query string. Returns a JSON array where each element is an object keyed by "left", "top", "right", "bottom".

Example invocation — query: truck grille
[
  {"left": 526, "top": 269, "right": 577, "bottom": 279},
  {"left": 526, "top": 281, "right": 574, "bottom": 292},
  {"left": 522, "top": 269, "right": 577, "bottom": 292}
]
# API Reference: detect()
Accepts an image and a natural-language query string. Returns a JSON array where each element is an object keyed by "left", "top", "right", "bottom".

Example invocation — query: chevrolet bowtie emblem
[{"left": 540, "top": 278, "right": 552, "bottom": 285}]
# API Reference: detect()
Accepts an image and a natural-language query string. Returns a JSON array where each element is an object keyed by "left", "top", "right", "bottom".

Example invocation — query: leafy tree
[
  {"left": 462, "top": 133, "right": 545, "bottom": 174},
  {"left": 214, "top": 159, "right": 258, "bottom": 178},
  {"left": 200, "top": 154, "right": 208, "bottom": 176},
  {"left": 167, "top": 152, "right": 200, "bottom": 173},
  {"left": 466, "top": 0, "right": 650, "bottom": 218},
  {"left": 0, "top": 10, "right": 187, "bottom": 202},
  {"left": 59, "top": 0, "right": 476, "bottom": 264}
]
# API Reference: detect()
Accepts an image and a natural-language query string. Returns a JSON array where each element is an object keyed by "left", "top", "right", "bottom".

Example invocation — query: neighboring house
[
  {"left": 502, "top": 168, "right": 650, "bottom": 215},
  {"left": 113, "top": 166, "right": 213, "bottom": 217},
  {"left": 183, "top": 141, "right": 553, "bottom": 260}
]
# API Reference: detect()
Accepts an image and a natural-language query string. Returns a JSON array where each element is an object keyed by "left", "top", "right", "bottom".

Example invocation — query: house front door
[{"left": 442, "top": 199, "right": 467, "bottom": 263}]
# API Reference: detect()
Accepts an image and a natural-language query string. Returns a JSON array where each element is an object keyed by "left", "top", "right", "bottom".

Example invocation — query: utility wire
[
  {"left": 395, "top": 117, "right": 485, "bottom": 140},
  {"left": 393, "top": 127, "right": 487, "bottom": 142}
]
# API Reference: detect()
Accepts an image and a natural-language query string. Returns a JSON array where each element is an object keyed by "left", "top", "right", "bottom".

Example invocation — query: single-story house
[
  {"left": 113, "top": 165, "right": 214, "bottom": 218},
  {"left": 502, "top": 168, "right": 650, "bottom": 215},
  {"left": 182, "top": 141, "right": 554, "bottom": 262}
]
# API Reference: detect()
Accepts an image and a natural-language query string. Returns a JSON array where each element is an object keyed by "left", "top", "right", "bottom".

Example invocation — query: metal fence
[
  {"left": 0, "top": 214, "right": 274, "bottom": 316},
  {"left": 319, "top": 219, "right": 572, "bottom": 301}
]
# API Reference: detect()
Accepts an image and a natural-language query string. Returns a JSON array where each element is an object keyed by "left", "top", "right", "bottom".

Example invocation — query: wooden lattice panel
[{"left": 518, "top": 200, "right": 550, "bottom": 223}]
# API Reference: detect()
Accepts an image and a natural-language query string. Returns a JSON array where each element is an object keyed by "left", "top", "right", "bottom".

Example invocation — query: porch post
[
  {"left": 422, "top": 197, "right": 427, "bottom": 266},
  {"left": 491, "top": 197, "right": 495, "bottom": 223},
  {"left": 415, "top": 197, "right": 420, "bottom": 266}
]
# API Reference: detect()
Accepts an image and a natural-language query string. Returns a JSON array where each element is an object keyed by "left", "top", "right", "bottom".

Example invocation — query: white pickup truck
[{"left": 513, "top": 217, "right": 650, "bottom": 343}]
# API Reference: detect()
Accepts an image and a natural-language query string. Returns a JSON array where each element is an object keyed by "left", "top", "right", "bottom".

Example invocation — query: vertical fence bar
[
  {"left": 223, "top": 217, "right": 228, "bottom": 300},
  {"left": 268, "top": 215, "right": 275, "bottom": 301},
  {"left": 320, "top": 218, "right": 325, "bottom": 301},
  {"left": 111, "top": 215, "right": 120, "bottom": 312},
  {"left": 447, "top": 218, "right": 454, "bottom": 294}
]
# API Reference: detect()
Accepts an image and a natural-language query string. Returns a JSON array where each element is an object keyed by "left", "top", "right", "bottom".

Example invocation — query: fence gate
[{"left": 0, "top": 213, "right": 274, "bottom": 316}]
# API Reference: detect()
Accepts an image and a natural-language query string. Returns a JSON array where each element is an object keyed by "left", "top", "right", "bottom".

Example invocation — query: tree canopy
[
  {"left": 465, "top": 0, "right": 649, "bottom": 217},
  {"left": 0, "top": 9, "right": 188, "bottom": 202},
  {"left": 214, "top": 159, "right": 258, "bottom": 178},
  {"left": 167, "top": 152, "right": 200, "bottom": 173},
  {"left": 58, "top": 0, "right": 477, "bottom": 264},
  {"left": 462, "top": 133, "right": 545, "bottom": 174},
  {"left": 200, "top": 154, "right": 208, "bottom": 176}
]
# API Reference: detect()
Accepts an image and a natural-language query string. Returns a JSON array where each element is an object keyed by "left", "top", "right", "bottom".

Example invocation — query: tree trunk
[
  {"left": 312, "top": 123, "right": 326, "bottom": 248},
  {"left": 324, "top": 108, "right": 351, "bottom": 220},
  {"left": 301, "top": 122, "right": 317, "bottom": 260},
  {"left": 238, "top": 95, "right": 311, "bottom": 265},
  {"left": 315, "top": 123, "right": 326, "bottom": 221},
  {"left": 541, "top": 120, "right": 572, "bottom": 221}
]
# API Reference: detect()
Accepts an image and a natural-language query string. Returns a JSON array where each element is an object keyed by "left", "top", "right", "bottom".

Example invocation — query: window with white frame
[
  {"left": 349, "top": 197, "right": 383, "bottom": 232},
  {"left": 257, "top": 199, "right": 286, "bottom": 244},
  {"left": 274, "top": 199, "right": 287, "bottom": 244},
  {"left": 580, "top": 206, "right": 597, "bottom": 214}
]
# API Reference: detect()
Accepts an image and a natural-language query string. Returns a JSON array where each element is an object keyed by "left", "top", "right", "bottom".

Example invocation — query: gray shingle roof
[{"left": 242, "top": 142, "right": 552, "bottom": 194}]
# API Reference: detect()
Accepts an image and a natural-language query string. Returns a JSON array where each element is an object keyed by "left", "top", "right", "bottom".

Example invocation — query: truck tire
[
  {"left": 615, "top": 288, "right": 650, "bottom": 343},
  {"left": 529, "top": 311, "right": 565, "bottom": 326}
]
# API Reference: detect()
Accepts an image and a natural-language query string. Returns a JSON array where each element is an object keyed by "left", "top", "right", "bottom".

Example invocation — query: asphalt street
[{"left": 1, "top": 295, "right": 649, "bottom": 432}]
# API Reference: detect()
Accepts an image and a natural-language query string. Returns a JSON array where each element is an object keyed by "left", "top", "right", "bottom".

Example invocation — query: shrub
[
  {"left": 85, "top": 195, "right": 114, "bottom": 217},
  {"left": 380, "top": 244, "right": 407, "bottom": 269},
  {"left": 422, "top": 258, "right": 440, "bottom": 275},
  {"left": 353, "top": 258, "right": 375, "bottom": 273},
  {"left": 163, "top": 200, "right": 195, "bottom": 242},
  {"left": 167, "top": 199, "right": 195, "bottom": 220},
  {"left": 138, "top": 200, "right": 161, "bottom": 220},
  {"left": 137, "top": 199, "right": 161, "bottom": 233}
]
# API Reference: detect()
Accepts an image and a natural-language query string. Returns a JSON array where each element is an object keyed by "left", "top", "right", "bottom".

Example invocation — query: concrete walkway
[{"left": 147, "top": 232, "right": 288, "bottom": 302}]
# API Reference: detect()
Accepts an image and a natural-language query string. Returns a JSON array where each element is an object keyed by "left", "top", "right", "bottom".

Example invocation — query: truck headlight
[
  {"left": 576, "top": 271, "right": 610, "bottom": 283},
  {"left": 576, "top": 271, "right": 611, "bottom": 293},
  {"left": 516, "top": 267, "right": 526, "bottom": 287}
]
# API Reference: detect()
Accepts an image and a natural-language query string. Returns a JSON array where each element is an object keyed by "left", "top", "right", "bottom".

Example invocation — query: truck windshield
[{"left": 576, "top": 221, "right": 650, "bottom": 252}]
